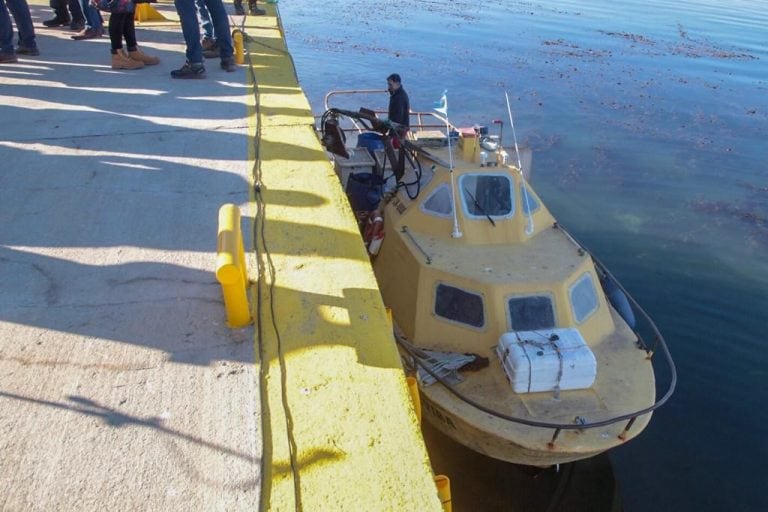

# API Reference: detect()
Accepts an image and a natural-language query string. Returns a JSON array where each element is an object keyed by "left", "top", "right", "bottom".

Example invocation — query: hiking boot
[
  {"left": 221, "top": 57, "right": 236, "bottom": 72},
  {"left": 69, "top": 19, "right": 86, "bottom": 31},
  {"left": 248, "top": 1, "right": 265, "bottom": 15},
  {"left": 42, "top": 15, "right": 71, "bottom": 28},
  {"left": 201, "top": 37, "right": 219, "bottom": 59},
  {"left": 128, "top": 48, "right": 159, "bottom": 66},
  {"left": 0, "top": 52, "right": 18, "bottom": 63},
  {"left": 111, "top": 51, "right": 144, "bottom": 70},
  {"left": 16, "top": 45, "right": 40, "bottom": 56},
  {"left": 233, "top": 0, "right": 245, "bottom": 15},
  {"left": 71, "top": 27, "right": 103, "bottom": 40},
  {"left": 170, "top": 60, "right": 206, "bottom": 79}
]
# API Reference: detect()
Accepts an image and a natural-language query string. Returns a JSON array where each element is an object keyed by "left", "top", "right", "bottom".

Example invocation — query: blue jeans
[
  {"left": 0, "top": 0, "right": 36, "bottom": 52},
  {"left": 175, "top": 0, "right": 232, "bottom": 63},
  {"left": 80, "top": 0, "right": 102, "bottom": 30},
  {"left": 194, "top": 0, "right": 213, "bottom": 40}
]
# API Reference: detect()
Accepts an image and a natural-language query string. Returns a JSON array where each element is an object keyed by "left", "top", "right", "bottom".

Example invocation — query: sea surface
[{"left": 278, "top": 1, "right": 768, "bottom": 510}]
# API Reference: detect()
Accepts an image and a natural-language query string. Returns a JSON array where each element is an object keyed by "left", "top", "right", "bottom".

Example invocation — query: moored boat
[{"left": 317, "top": 90, "right": 676, "bottom": 467}]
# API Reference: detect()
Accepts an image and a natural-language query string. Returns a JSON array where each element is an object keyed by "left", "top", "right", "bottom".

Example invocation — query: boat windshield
[{"left": 459, "top": 173, "right": 514, "bottom": 219}]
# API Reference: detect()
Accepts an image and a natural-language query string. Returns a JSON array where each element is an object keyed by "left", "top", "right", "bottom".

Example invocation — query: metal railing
[{"left": 321, "top": 89, "right": 450, "bottom": 135}]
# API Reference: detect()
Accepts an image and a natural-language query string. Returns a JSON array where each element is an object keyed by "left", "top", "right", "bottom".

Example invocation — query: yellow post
[
  {"left": 406, "top": 376, "right": 421, "bottom": 423},
  {"left": 216, "top": 204, "right": 252, "bottom": 327},
  {"left": 434, "top": 475, "right": 452, "bottom": 512},
  {"left": 232, "top": 29, "right": 245, "bottom": 65}
]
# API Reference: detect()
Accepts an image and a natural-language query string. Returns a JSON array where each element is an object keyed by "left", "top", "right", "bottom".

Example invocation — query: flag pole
[
  {"left": 436, "top": 91, "right": 462, "bottom": 239},
  {"left": 505, "top": 91, "right": 534, "bottom": 235}
]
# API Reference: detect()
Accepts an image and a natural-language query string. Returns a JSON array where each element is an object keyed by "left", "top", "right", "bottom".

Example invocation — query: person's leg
[
  {"left": 203, "top": 0, "right": 232, "bottom": 59},
  {"left": 122, "top": 13, "right": 158, "bottom": 64},
  {"left": 109, "top": 12, "right": 142, "bottom": 69},
  {"left": 247, "top": 0, "right": 264, "bottom": 16},
  {"left": 5, "top": 0, "right": 37, "bottom": 52},
  {"left": 174, "top": 0, "right": 203, "bottom": 64},
  {"left": 171, "top": 0, "right": 205, "bottom": 77},
  {"left": 122, "top": 12, "right": 137, "bottom": 50},
  {"left": 70, "top": 0, "right": 102, "bottom": 39},
  {"left": 195, "top": 0, "right": 214, "bottom": 41},
  {"left": 80, "top": 0, "right": 102, "bottom": 31},
  {"left": 66, "top": 0, "right": 85, "bottom": 30},
  {"left": 42, "top": 0, "right": 70, "bottom": 27},
  {"left": 0, "top": 0, "right": 18, "bottom": 61}
]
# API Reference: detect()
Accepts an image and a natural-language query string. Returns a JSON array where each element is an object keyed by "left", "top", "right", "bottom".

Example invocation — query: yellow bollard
[
  {"left": 216, "top": 204, "right": 252, "bottom": 327},
  {"left": 434, "top": 475, "right": 452, "bottom": 512},
  {"left": 406, "top": 376, "right": 421, "bottom": 423},
  {"left": 232, "top": 29, "right": 245, "bottom": 65}
]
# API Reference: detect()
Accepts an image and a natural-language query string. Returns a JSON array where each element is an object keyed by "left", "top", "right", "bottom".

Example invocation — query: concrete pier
[{"left": 0, "top": 2, "right": 440, "bottom": 510}]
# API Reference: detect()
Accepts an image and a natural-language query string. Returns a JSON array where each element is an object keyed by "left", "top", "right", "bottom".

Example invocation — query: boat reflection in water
[
  {"left": 422, "top": 419, "right": 622, "bottom": 512},
  {"left": 320, "top": 89, "right": 676, "bottom": 468}
]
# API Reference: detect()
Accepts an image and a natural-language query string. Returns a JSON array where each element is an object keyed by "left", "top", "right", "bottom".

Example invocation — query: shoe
[
  {"left": 221, "top": 57, "right": 236, "bottom": 72},
  {"left": 248, "top": 1, "right": 265, "bottom": 15},
  {"left": 69, "top": 19, "right": 86, "bottom": 31},
  {"left": 111, "top": 51, "right": 144, "bottom": 70},
  {"left": 201, "top": 37, "right": 216, "bottom": 50},
  {"left": 16, "top": 45, "right": 40, "bottom": 56},
  {"left": 42, "top": 15, "right": 71, "bottom": 28},
  {"left": 170, "top": 60, "right": 206, "bottom": 79},
  {"left": 128, "top": 48, "right": 159, "bottom": 66},
  {"left": 202, "top": 39, "right": 219, "bottom": 59},
  {"left": 0, "top": 52, "right": 18, "bottom": 63},
  {"left": 71, "top": 27, "right": 103, "bottom": 40},
  {"left": 234, "top": 4, "right": 245, "bottom": 15}
]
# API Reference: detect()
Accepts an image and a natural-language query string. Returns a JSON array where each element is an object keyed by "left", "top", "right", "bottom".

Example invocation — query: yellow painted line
[{"left": 244, "top": 6, "right": 442, "bottom": 512}]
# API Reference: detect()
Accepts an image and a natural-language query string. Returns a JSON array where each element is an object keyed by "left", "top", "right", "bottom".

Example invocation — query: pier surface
[{"left": 0, "top": 3, "right": 439, "bottom": 511}]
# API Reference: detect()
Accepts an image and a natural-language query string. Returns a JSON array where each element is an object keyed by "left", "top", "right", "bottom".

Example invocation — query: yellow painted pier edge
[{"left": 243, "top": 5, "right": 443, "bottom": 511}]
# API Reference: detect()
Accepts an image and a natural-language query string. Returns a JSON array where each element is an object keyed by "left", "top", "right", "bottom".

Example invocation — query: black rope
[{"left": 246, "top": 23, "right": 303, "bottom": 512}]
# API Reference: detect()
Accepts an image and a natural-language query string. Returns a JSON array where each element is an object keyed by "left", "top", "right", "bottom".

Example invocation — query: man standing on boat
[{"left": 386, "top": 73, "right": 410, "bottom": 180}]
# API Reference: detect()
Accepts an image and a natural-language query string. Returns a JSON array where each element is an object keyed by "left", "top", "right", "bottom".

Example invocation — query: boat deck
[{"left": 413, "top": 226, "right": 583, "bottom": 285}]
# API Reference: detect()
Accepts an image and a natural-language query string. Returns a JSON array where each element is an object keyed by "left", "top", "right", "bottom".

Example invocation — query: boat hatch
[
  {"left": 506, "top": 293, "right": 557, "bottom": 331},
  {"left": 434, "top": 282, "right": 485, "bottom": 329}
]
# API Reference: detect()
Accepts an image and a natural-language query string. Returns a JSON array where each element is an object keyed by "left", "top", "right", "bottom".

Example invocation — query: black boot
[
  {"left": 233, "top": 0, "right": 245, "bottom": 15},
  {"left": 248, "top": 1, "right": 265, "bottom": 15}
]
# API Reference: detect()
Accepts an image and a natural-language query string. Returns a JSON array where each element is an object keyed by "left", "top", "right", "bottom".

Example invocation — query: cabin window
[
  {"left": 434, "top": 283, "right": 485, "bottom": 328},
  {"left": 508, "top": 295, "right": 555, "bottom": 331},
  {"left": 459, "top": 174, "right": 514, "bottom": 219},
  {"left": 421, "top": 183, "right": 453, "bottom": 218},
  {"left": 520, "top": 183, "right": 540, "bottom": 215},
  {"left": 569, "top": 272, "right": 599, "bottom": 323}
]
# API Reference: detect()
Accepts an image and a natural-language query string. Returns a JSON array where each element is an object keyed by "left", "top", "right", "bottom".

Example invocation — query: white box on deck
[
  {"left": 496, "top": 328, "right": 596, "bottom": 393},
  {"left": 333, "top": 149, "right": 375, "bottom": 189}
]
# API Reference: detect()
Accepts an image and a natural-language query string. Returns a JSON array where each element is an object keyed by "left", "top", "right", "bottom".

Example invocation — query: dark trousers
[
  {"left": 108, "top": 11, "right": 137, "bottom": 52},
  {"left": 49, "top": 0, "right": 83, "bottom": 20}
]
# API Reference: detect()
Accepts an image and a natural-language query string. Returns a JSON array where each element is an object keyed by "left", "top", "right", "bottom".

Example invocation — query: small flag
[{"left": 433, "top": 90, "right": 448, "bottom": 116}]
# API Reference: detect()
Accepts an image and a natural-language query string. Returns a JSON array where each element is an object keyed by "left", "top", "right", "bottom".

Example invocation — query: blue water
[{"left": 279, "top": 1, "right": 768, "bottom": 510}]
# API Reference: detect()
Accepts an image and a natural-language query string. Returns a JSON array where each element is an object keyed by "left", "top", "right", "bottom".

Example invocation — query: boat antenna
[
  {"left": 505, "top": 91, "right": 534, "bottom": 235},
  {"left": 435, "top": 90, "right": 462, "bottom": 238}
]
